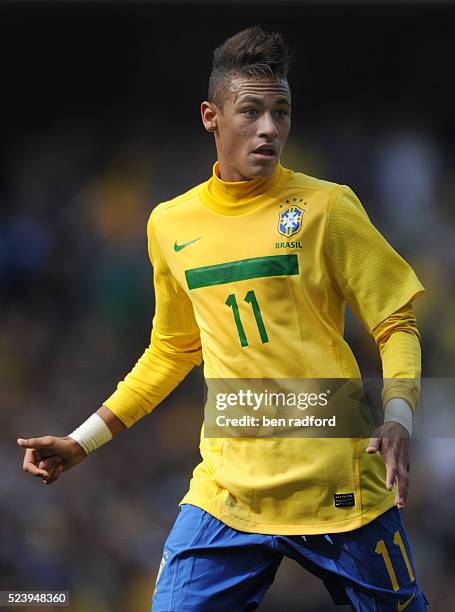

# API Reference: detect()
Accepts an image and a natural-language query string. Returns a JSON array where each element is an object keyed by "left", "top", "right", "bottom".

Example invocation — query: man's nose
[{"left": 257, "top": 112, "right": 278, "bottom": 138}]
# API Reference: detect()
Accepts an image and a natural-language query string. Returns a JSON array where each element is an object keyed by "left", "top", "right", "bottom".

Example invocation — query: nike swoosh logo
[
  {"left": 174, "top": 237, "right": 202, "bottom": 252},
  {"left": 397, "top": 589, "right": 416, "bottom": 611}
]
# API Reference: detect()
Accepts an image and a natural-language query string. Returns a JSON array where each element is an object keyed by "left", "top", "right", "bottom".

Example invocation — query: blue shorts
[{"left": 152, "top": 504, "right": 429, "bottom": 611}]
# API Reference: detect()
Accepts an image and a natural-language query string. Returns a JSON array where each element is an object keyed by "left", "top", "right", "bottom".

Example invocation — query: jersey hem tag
[{"left": 334, "top": 493, "right": 355, "bottom": 507}]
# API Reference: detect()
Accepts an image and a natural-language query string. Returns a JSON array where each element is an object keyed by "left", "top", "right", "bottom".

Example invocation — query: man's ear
[{"left": 201, "top": 101, "right": 218, "bottom": 133}]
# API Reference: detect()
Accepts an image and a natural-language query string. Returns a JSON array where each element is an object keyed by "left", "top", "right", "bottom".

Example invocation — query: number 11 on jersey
[{"left": 225, "top": 290, "right": 269, "bottom": 348}]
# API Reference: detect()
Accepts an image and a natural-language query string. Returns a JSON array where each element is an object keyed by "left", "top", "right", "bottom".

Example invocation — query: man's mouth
[{"left": 252, "top": 144, "right": 277, "bottom": 157}]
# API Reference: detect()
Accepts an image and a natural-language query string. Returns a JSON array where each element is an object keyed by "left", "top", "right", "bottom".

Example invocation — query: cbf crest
[{"left": 277, "top": 203, "right": 305, "bottom": 238}]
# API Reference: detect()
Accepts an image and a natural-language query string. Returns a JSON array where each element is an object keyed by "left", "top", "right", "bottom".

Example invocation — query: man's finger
[
  {"left": 385, "top": 462, "right": 397, "bottom": 490},
  {"left": 21, "top": 448, "right": 47, "bottom": 478},
  {"left": 40, "top": 458, "right": 63, "bottom": 483},
  {"left": 17, "top": 437, "right": 54, "bottom": 450},
  {"left": 395, "top": 465, "right": 409, "bottom": 510},
  {"left": 365, "top": 437, "right": 380, "bottom": 454},
  {"left": 39, "top": 456, "right": 63, "bottom": 472},
  {"left": 23, "top": 462, "right": 49, "bottom": 478},
  {"left": 43, "top": 465, "right": 63, "bottom": 485}
]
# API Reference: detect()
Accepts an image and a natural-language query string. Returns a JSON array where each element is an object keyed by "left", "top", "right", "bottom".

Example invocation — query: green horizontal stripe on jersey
[{"left": 185, "top": 254, "right": 299, "bottom": 290}]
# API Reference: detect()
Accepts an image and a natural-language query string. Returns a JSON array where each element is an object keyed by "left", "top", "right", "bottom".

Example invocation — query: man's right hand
[{"left": 17, "top": 436, "right": 87, "bottom": 485}]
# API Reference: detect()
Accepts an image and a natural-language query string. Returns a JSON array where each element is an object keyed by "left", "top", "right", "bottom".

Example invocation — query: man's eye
[
  {"left": 242, "top": 108, "right": 258, "bottom": 116},
  {"left": 275, "top": 109, "right": 289, "bottom": 117}
]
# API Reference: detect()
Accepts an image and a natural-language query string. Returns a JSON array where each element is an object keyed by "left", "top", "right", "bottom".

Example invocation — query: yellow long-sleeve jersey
[{"left": 104, "top": 161, "right": 425, "bottom": 535}]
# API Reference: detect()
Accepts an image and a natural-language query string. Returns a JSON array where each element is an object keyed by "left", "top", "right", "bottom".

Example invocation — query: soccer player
[{"left": 18, "top": 27, "right": 429, "bottom": 611}]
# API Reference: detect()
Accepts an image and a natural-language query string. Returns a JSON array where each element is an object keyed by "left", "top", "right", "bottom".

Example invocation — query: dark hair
[{"left": 208, "top": 26, "right": 294, "bottom": 108}]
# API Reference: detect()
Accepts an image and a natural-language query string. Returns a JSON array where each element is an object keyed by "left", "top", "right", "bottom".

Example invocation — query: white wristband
[
  {"left": 384, "top": 398, "right": 413, "bottom": 437},
  {"left": 68, "top": 413, "right": 113, "bottom": 455}
]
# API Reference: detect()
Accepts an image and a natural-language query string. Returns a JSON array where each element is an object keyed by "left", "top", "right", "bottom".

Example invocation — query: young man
[{"left": 18, "top": 27, "right": 428, "bottom": 610}]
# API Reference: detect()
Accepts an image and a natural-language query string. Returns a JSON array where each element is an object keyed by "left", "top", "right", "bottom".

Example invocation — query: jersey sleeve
[
  {"left": 103, "top": 210, "right": 203, "bottom": 428},
  {"left": 372, "top": 301, "right": 422, "bottom": 411},
  {"left": 324, "top": 186, "right": 426, "bottom": 333}
]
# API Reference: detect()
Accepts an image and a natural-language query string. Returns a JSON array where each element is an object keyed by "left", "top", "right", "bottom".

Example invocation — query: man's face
[{"left": 202, "top": 75, "right": 291, "bottom": 181}]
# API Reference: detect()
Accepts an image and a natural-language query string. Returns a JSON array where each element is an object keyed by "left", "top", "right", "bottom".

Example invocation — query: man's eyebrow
[
  {"left": 236, "top": 95, "right": 291, "bottom": 106},
  {"left": 235, "top": 95, "right": 263, "bottom": 105}
]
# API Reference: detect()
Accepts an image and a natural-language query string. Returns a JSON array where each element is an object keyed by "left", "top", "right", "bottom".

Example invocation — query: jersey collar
[{"left": 200, "top": 160, "right": 290, "bottom": 216}]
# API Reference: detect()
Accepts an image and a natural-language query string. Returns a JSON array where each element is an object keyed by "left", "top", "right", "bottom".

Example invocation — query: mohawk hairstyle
[{"left": 208, "top": 26, "right": 295, "bottom": 108}]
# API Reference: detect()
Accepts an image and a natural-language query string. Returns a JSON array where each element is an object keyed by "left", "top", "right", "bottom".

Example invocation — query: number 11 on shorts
[{"left": 375, "top": 530, "right": 416, "bottom": 591}]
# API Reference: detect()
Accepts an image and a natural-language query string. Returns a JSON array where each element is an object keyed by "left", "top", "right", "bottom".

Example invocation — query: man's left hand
[{"left": 366, "top": 422, "right": 410, "bottom": 510}]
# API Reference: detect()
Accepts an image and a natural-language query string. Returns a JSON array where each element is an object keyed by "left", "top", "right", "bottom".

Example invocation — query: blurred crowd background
[{"left": 1, "top": 2, "right": 454, "bottom": 611}]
